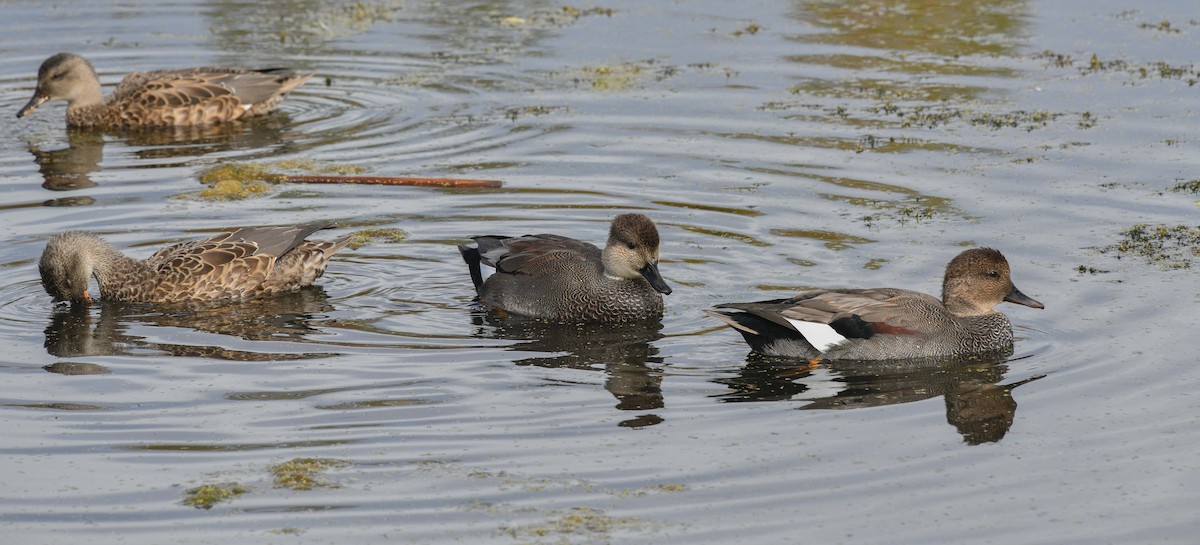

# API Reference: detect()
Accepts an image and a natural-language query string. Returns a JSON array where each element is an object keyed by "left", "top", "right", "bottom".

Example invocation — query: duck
[
  {"left": 17, "top": 52, "right": 312, "bottom": 128},
  {"left": 458, "top": 213, "right": 672, "bottom": 323},
  {"left": 707, "top": 248, "right": 1043, "bottom": 361},
  {"left": 39, "top": 223, "right": 349, "bottom": 304}
]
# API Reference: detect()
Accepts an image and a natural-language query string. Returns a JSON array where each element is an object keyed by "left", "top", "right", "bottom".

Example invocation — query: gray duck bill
[{"left": 639, "top": 262, "right": 672, "bottom": 295}]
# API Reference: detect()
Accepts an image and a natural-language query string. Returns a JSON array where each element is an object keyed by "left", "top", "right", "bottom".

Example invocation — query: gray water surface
[{"left": 2, "top": 1, "right": 1199, "bottom": 543}]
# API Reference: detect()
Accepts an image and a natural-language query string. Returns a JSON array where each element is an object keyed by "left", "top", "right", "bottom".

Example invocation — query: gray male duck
[
  {"left": 39, "top": 223, "right": 349, "bottom": 304},
  {"left": 17, "top": 52, "right": 311, "bottom": 128},
  {"left": 459, "top": 213, "right": 672, "bottom": 323},
  {"left": 708, "top": 248, "right": 1043, "bottom": 361}
]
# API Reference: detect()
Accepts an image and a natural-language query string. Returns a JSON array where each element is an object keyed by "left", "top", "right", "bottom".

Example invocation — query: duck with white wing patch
[{"left": 707, "top": 248, "right": 1043, "bottom": 361}]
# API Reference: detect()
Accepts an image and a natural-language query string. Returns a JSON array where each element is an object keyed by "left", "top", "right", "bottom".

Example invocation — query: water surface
[{"left": 2, "top": 1, "right": 1199, "bottom": 543}]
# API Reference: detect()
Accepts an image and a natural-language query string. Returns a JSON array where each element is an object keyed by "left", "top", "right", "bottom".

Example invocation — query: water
[{"left": 2, "top": 0, "right": 1199, "bottom": 543}]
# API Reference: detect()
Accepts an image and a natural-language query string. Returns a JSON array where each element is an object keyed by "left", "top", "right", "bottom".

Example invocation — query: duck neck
[
  {"left": 68, "top": 75, "right": 105, "bottom": 110},
  {"left": 66, "top": 103, "right": 106, "bottom": 127},
  {"left": 600, "top": 247, "right": 628, "bottom": 281},
  {"left": 942, "top": 281, "right": 992, "bottom": 317},
  {"left": 85, "top": 243, "right": 151, "bottom": 297}
]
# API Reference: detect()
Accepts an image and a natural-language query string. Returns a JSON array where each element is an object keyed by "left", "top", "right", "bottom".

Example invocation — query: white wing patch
[
  {"left": 784, "top": 318, "right": 847, "bottom": 353},
  {"left": 241, "top": 103, "right": 253, "bottom": 111}
]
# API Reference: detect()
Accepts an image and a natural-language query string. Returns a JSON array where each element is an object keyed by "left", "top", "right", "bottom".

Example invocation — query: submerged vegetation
[
  {"left": 863, "top": 103, "right": 1084, "bottom": 131},
  {"left": 501, "top": 507, "right": 651, "bottom": 542},
  {"left": 564, "top": 60, "right": 665, "bottom": 91},
  {"left": 1035, "top": 50, "right": 1200, "bottom": 86},
  {"left": 1104, "top": 223, "right": 1200, "bottom": 269},
  {"left": 1169, "top": 179, "right": 1200, "bottom": 193},
  {"left": 498, "top": 4, "right": 615, "bottom": 28}
]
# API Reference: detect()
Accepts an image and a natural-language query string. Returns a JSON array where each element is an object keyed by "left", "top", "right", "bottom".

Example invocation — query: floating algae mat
[
  {"left": 270, "top": 457, "right": 351, "bottom": 491},
  {"left": 347, "top": 228, "right": 407, "bottom": 249},
  {"left": 196, "top": 160, "right": 369, "bottom": 200},
  {"left": 182, "top": 482, "right": 248, "bottom": 510},
  {"left": 194, "top": 160, "right": 501, "bottom": 200}
]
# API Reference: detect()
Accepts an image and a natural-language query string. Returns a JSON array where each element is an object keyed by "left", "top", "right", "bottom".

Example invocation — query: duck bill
[
  {"left": 639, "top": 262, "right": 672, "bottom": 295},
  {"left": 1004, "top": 286, "right": 1043, "bottom": 309},
  {"left": 17, "top": 91, "right": 48, "bottom": 118}
]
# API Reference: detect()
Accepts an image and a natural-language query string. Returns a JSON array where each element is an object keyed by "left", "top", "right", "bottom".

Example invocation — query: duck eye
[
  {"left": 987, "top": 270, "right": 1000, "bottom": 278},
  {"left": 626, "top": 242, "right": 637, "bottom": 250}
]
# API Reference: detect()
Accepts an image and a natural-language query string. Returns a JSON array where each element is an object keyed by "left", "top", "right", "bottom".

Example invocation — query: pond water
[{"left": 2, "top": 0, "right": 1199, "bottom": 543}]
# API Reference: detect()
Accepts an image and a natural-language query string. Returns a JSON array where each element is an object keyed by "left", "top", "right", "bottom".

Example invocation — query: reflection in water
[
  {"left": 26, "top": 117, "right": 298, "bottom": 207},
  {"left": 716, "top": 352, "right": 1043, "bottom": 444},
  {"left": 43, "top": 287, "right": 340, "bottom": 361},
  {"left": 793, "top": 0, "right": 1028, "bottom": 58},
  {"left": 470, "top": 313, "right": 666, "bottom": 428},
  {"left": 121, "top": 116, "right": 296, "bottom": 161},
  {"left": 28, "top": 130, "right": 104, "bottom": 193},
  {"left": 43, "top": 361, "right": 112, "bottom": 375}
]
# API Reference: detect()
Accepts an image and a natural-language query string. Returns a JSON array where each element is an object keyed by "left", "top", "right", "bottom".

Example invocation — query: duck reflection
[
  {"left": 715, "top": 352, "right": 1043, "bottom": 444},
  {"left": 120, "top": 115, "right": 295, "bottom": 160},
  {"left": 29, "top": 129, "right": 104, "bottom": 194},
  {"left": 471, "top": 314, "right": 666, "bottom": 428},
  {"left": 27, "top": 115, "right": 297, "bottom": 204},
  {"left": 43, "top": 287, "right": 338, "bottom": 362}
]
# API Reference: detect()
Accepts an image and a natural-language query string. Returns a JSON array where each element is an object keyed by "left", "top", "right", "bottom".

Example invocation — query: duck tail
[
  {"left": 458, "top": 242, "right": 485, "bottom": 291},
  {"left": 704, "top": 309, "right": 760, "bottom": 335}
]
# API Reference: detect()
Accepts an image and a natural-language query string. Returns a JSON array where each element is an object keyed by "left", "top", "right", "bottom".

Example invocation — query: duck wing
[
  {"left": 113, "top": 68, "right": 310, "bottom": 121},
  {"left": 474, "top": 234, "right": 601, "bottom": 277},
  {"left": 145, "top": 224, "right": 335, "bottom": 298},
  {"left": 717, "top": 288, "right": 944, "bottom": 348}
]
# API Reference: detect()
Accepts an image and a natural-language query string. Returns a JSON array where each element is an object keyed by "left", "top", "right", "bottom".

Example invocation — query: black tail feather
[
  {"left": 458, "top": 243, "right": 485, "bottom": 291},
  {"left": 712, "top": 310, "right": 808, "bottom": 354}
]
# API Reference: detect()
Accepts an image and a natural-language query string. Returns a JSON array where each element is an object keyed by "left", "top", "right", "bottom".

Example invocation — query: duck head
[
  {"left": 18, "top": 53, "right": 103, "bottom": 119},
  {"left": 602, "top": 213, "right": 672, "bottom": 295},
  {"left": 941, "top": 247, "right": 1042, "bottom": 316}
]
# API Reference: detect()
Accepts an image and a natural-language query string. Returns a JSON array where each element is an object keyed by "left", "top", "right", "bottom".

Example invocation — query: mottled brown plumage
[
  {"left": 39, "top": 224, "right": 349, "bottom": 304},
  {"left": 708, "top": 248, "right": 1044, "bottom": 360},
  {"left": 17, "top": 52, "right": 312, "bottom": 128},
  {"left": 459, "top": 214, "right": 672, "bottom": 323}
]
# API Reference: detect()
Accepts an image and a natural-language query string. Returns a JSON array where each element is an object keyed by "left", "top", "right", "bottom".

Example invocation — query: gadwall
[
  {"left": 39, "top": 224, "right": 349, "bottom": 304},
  {"left": 459, "top": 213, "right": 672, "bottom": 323},
  {"left": 708, "top": 248, "right": 1043, "bottom": 361},
  {"left": 17, "top": 52, "right": 312, "bottom": 128}
]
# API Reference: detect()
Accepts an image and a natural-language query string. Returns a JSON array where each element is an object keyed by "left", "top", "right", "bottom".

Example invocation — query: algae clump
[
  {"left": 194, "top": 160, "right": 369, "bottom": 201},
  {"left": 182, "top": 482, "right": 248, "bottom": 509},
  {"left": 347, "top": 228, "right": 407, "bottom": 249},
  {"left": 1106, "top": 223, "right": 1200, "bottom": 269},
  {"left": 504, "top": 507, "right": 647, "bottom": 540},
  {"left": 271, "top": 457, "right": 350, "bottom": 490}
]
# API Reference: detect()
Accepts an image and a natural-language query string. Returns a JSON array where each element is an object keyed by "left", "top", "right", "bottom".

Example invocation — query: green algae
[
  {"left": 271, "top": 457, "right": 350, "bottom": 490},
  {"left": 182, "top": 482, "right": 248, "bottom": 510},
  {"left": 615, "top": 483, "right": 687, "bottom": 497},
  {"left": 194, "top": 160, "right": 369, "bottom": 201},
  {"left": 731, "top": 23, "right": 762, "bottom": 37},
  {"left": 1035, "top": 50, "right": 1200, "bottom": 86},
  {"left": 1169, "top": 179, "right": 1200, "bottom": 193},
  {"left": 498, "top": 4, "right": 614, "bottom": 29},
  {"left": 1105, "top": 223, "right": 1200, "bottom": 269},
  {"left": 502, "top": 507, "right": 649, "bottom": 541},
  {"left": 554, "top": 59, "right": 677, "bottom": 92},
  {"left": 347, "top": 228, "right": 407, "bottom": 249}
]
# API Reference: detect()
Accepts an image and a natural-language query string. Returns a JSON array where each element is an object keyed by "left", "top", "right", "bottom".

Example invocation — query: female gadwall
[
  {"left": 707, "top": 248, "right": 1043, "bottom": 361},
  {"left": 458, "top": 213, "right": 673, "bottom": 323},
  {"left": 17, "top": 52, "right": 312, "bottom": 128},
  {"left": 39, "top": 224, "right": 349, "bottom": 304}
]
